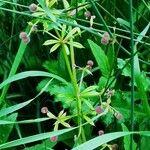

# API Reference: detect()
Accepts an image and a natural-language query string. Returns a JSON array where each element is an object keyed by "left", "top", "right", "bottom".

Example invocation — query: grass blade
[
  {"left": 72, "top": 131, "right": 150, "bottom": 150},
  {"left": 0, "top": 71, "right": 68, "bottom": 89},
  {"left": 0, "top": 27, "right": 30, "bottom": 105},
  {"left": 0, "top": 128, "right": 75, "bottom": 149}
]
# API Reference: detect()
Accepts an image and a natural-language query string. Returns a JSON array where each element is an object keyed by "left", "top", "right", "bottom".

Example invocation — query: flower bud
[
  {"left": 105, "top": 89, "right": 115, "bottom": 98},
  {"left": 22, "top": 36, "right": 30, "bottom": 44},
  {"left": 98, "top": 130, "right": 104, "bottom": 136},
  {"left": 50, "top": 136, "right": 58, "bottom": 142},
  {"left": 114, "top": 112, "right": 122, "bottom": 120},
  {"left": 19, "top": 32, "right": 28, "bottom": 39},
  {"left": 95, "top": 106, "right": 104, "bottom": 114},
  {"left": 103, "top": 32, "right": 110, "bottom": 38},
  {"left": 87, "top": 60, "right": 94, "bottom": 68},
  {"left": 29, "top": 3, "right": 37, "bottom": 12},
  {"left": 32, "top": 25, "right": 38, "bottom": 32},
  {"left": 84, "top": 11, "right": 91, "bottom": 19},
  {"left": 41, "top": 107, "right": 49, "bottom": 114},
  {"left": 101, "top": 32, "right": 110, "bottom": 45}
]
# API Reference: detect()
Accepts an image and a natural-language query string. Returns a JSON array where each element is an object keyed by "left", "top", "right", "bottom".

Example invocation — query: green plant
[{"left": 0, "top": 0, "right": 150, "bottom": 149}]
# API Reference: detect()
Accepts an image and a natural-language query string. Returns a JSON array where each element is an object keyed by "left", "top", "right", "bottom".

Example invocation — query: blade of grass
[
  {"left": 133, "top": 23, "right": 150, "bottom": 116},
  {"left": 72, "top": 131, "right": 150, "bottom": 150},
  {"left": 0, "top": 26, "right": 30, "bottom": 106},
  {"left": 0, "top": 71, "right": 68, "bottom": 90},
  {"left": 0, "top": 118, "right": 50, "bottom": 125},
  {"left": 0, "top": 0, "right": 29, "bottom": 8},
  {"left": 0, "top": 128, "right": 76, "bottom": 149},
  {"left": 0, "top": 79, "right": 53, "bottom": 117}
]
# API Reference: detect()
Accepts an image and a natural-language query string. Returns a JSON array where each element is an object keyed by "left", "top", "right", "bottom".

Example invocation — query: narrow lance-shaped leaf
[
  {"left": 88, "top": 39, "right": 110, "bottom": 77},
  {"left": 50, "top": 43, "right": 60, "bottom": 53},
  {"left": 43, "top": 39, "right": 58, "bottom": 45}
]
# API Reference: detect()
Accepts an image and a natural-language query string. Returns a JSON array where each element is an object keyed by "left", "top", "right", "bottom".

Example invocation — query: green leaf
[
  {"left": 50, "top": 43, "right": 60, "bottom": 53},
  {"left": 0, "top": 118, "right": 50, "bottom": 125},
  {"left": 62, "top": 0, "right": 70, "bottom": 9},
  {"left": 0, "top": 113, "right": 18, "bottom": 144},
  {"left": 135, "top": 23, "right": 150, "bottom": 46},
  {"left": 37, "top": 0, "right": 56, "bottom": 22},
  {"left": 117, "top": 58, "right": 131, "bottom": 77},
  {"left": 88, "top": 39, "right": 110, "bottom": 77},
  {"left": 83, "top": 99, "right": 94, "bottom": 110},
  {"left": 43, "top": 39, "right": 58, "bottom": 45},
  {"left": 0, "top": 71, "right": 68, "bottom": 89},
  {"left": 0, "top": 26, "right": 30, "bottom": 105},
  {"left": 140, "top": 119, "right": 150, "bottom": 150},
  {"left": 47, "top": 112, "right": 56, "bottom": 119},
  {"left": 121, "top": 123, "right": 137, "bottom": 150},
  {"left": 24, "top": 139, "right": 56, "bottom": 150},
  {"left": 47, "top": 83, "right": 75, "bottom": 108},
  {"left": 0, "top": 128, "right": 76, "bottom": 149},
  {"left": 117, "top": 18, "right": 130, "bottom": 28},
  {"left": 83, "top": 115, "right": 95, "bottom": 126},
  {"left": 48, "top": 0, "right": 57, "bottom": 7},
  {"left": 70, "top": 42, "right": 84, "bottom": 49},
  {"left": 81, "top": 85, "right": 98, "bottom": 94},
  {"left": 133, "top": 23, "right": 150, "bottom": 115},
  {"left": 133, "top": 2, "right": 146, "bottom": 23},
  {"left": 80, "top": 91, "right": 99, "bottom": 98},
  {"left": 107, "top": 45, "right": 115, "bottom": 72},
  {"left": 98, "top": 76, "right": 116, "bottom": 90},
  {"left": 64, "top": 44, "right": 70, "bottom": 55},
  {"left": 0, "top": 100, "right": 32, "bottom": 117},
  {"left": 64, "top": 27, "right": 80, "bottom": 40},
  {"left": 72, "top": 132, "right": 150, "bottom": 150},
  {"left": 0, "top": 79, "right": 53, "bottom": 117}
]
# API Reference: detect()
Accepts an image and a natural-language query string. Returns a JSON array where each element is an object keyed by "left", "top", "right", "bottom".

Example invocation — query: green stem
[
  {"left": 62, "top": 45, "right": 73, "bottom": 82},
  {"left": 89, "top": 0, "right": 112, "bottom": 37},
  {"left": 62, "top": 40, "right": 85, "bottom": 143},
  {"left": 129, "top": 0, "right": 134, "bottom": 149},
  {"left": 70, "top": 40, "right": 86, "bottom": 142},
  {"left": 78, "top": 70, "right": 85, "bottom": 92}
]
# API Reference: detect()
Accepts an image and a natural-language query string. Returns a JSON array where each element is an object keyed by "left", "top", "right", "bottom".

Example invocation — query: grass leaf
[
  {"left": 0, "top": 128, "right": 75, "bottom": 149},
  {"left": 72, "top": 131, "right": 150, "bottom": 150},
  {"left": 0, "top": 71, "right": 68, "bottom": 89}
]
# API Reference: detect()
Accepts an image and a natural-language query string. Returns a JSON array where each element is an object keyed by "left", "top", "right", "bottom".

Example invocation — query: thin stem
[
  {"left": 129, "top": 0, "right": 134, "bottom": 149},
  {"left": 62, "top": 43, "right": 83, "bottom": 142},
  {"left": 75, "top": 0, "right": 78, "bottom": 18},
  {"left": 0, "top": 0, "right": 29, "bottom": 8},
  {"left": 88, "top": 0, "right": 112, "bottom": 37},
  {"left": 70, "top": 39, "right": 86, "bottom": 142},
  {"left": 62, "top": 45, "right": 73, "bottom": 81},
  {"left": 78, "top": 70, "right": 85, "bottom": 92}
]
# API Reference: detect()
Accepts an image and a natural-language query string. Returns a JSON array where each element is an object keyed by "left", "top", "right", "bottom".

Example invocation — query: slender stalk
[
  {"left": 129, "top": 0, "right": 134, "bottom": 149},
  {"left": 88, "top": 0, "right": 112, "bottom": 37},
  {"left": 70, "top": 40, "right": 86, "bottom": 142},
  {"left": 75, "top": 0, "right": 78, "bottom": 18},
  {"left": 62, "top": 45, "right": 73, "bottom": 82},
  {"left": 62, "top": 43, "right": 85, "bottom": 142},
  {"left": 0, "top": 0, "right": 29, "bottom": 8}
]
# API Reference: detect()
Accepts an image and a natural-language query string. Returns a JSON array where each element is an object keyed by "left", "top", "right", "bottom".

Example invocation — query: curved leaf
[
  {"left": 0, "top": 71, "right": 68, "bottom": 89},
  {"left": 72, "top": 131, "right": 150, "bottom": 150},
  {"left": 0, "top": 128, "right": 75, "bottom": 149}
]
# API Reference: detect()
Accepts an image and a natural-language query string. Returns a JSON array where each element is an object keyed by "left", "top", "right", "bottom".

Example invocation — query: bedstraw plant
[{"left": 0, "top": 0, "right": 150, "bottom": 150}]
